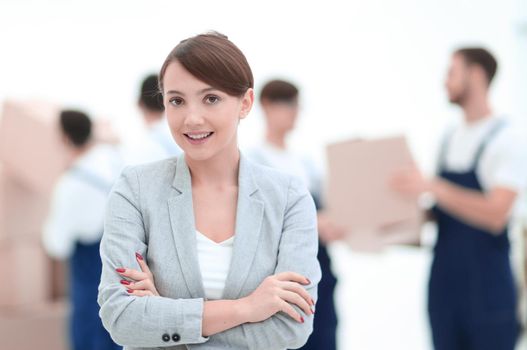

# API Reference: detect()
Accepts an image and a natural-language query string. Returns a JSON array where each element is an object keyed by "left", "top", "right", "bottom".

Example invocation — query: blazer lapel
[
  {"left": 222, "top": 154, "right": 264, "bottom": 300},
  {"left": 167, "top": 154, "right": 205, "bottom": 298}
]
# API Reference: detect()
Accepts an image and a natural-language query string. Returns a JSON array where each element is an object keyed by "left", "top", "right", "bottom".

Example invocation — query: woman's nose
[{"left": 183, "top": 106, "right": 205, "bottom": 127}]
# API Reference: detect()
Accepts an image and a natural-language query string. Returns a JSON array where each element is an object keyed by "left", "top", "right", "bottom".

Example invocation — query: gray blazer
[{"left": 98, "top": 153, "right": 321, "bottom": 350}]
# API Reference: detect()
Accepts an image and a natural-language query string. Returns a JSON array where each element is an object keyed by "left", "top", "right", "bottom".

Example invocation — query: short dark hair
[
  {"left": 139, "top": 74, "right": 165, "bottom": 112},
  {"left": 59, "top": 110, "right": 92, "bottom": 147},
  {"left": 260, "top": 80, "right": 299, "bottom": 103},
  {"left": 455, "top": 47, "right": 498, "bottom": 85},
  {"left": 159, "top": 31, "right": 254, "bottom": 97}
]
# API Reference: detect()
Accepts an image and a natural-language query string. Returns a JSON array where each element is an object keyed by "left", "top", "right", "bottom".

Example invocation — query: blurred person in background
[
  {"left": 121, "top": 74, "right": 181, "bottom": 165},
  {"left": 43, "top": 110, "right": 122, "bottom": 350},
  {"left": 249, "top": 79, "right": 345, "bottom": 350},
  {"left": 392, "top": 48, "right": 527, "bottom": 350}
]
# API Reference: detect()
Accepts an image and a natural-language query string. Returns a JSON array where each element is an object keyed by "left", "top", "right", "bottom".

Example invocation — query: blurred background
[{"left": 0, "top": 0, "right": 526, "bottom": 349}]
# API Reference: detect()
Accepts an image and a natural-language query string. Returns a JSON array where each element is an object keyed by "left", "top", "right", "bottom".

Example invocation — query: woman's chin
[{"left": 183, "top": 148, "right": 216, "bottom": 162}]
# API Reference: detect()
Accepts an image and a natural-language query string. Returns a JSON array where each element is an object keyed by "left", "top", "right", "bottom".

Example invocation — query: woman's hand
[
  {"left": 239, "top": 272, "right": 314, "bottom": 324},
  {"left": 116, "top": 252, "right": 160, "bottom": 296}
]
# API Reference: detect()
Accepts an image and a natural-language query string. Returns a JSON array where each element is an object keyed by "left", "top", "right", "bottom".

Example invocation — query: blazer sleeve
[
  {"left": 238, "top": 176, "right": 322, "bottom": 349},
  {"left": 97, "top": 167, "right": 209, "bottom": 348}
]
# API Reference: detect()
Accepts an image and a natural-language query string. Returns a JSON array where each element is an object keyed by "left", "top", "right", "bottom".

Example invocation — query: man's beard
[{"left": 449, "top": 82, "right": 470, "bottom": 107}]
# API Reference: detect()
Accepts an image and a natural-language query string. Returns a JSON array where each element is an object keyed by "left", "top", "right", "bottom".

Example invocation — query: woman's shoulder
[
  {"left": 118, "top": 157, "right": 178, "bottom": 190},
  {"left": 244, "top": 156, "right": 310, "bottom": 198},
  {"left": 121, "top": 156, "right": 176, "bottom": 175}
]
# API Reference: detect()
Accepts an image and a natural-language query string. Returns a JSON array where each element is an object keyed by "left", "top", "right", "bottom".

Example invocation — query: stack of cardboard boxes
[{"left": 0, "top": 100, "right": 69, "bottom": 350}]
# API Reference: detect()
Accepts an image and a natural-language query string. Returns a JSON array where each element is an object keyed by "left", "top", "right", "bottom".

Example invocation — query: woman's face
[{"left": 162, "top": 60, "right": 253, "bottom": 162}]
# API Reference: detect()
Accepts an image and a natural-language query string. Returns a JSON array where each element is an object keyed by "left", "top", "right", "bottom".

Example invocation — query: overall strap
[{"left": 472, "top": 119, "right": 507, "bottom": 168}]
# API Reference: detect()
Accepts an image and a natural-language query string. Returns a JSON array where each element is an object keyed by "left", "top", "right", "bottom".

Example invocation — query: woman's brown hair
[{"left": 159, "top": 32, "right": 254, "bottom": 97}]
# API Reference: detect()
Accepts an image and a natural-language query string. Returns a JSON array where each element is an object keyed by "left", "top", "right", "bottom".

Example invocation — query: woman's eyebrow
[
  {"left": 166, "top": 90, "right": 184, "bottom": 96},
  {"left": 198, "top": 87, "right": 218, "bottom": 94},
  {"left": 165, "top": 87, "right": 217, "bottom": 96}
]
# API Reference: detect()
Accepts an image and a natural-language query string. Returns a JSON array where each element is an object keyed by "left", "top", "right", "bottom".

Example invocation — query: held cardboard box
[
  {"left": 325, "top": 136, "right": 423, "bottom": 251},
  {"left": 0, "top": 99, "right": 68, "bottom": 195},
  {"left": 0, "top": 165, "right": 4, "bottom": 241},
  {"left": 0, "top": 300, "right": 68, "bottom": 350},
  {"left": 0, "top": 167, "right": 51, "bottom": 243},
  {"left": 0, "top": 240, "right": 50, "bottom": 308},
  {"left": 50, "top": 258, "right": 69, "bottom": 301}
]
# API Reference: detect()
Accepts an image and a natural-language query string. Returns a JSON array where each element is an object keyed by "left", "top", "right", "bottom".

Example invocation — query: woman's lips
[{"left": 183, "top": 132, "right": 214, "bottom": 145}]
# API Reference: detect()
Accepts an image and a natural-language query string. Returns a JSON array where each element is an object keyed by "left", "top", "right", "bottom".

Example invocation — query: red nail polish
[
  {"left": 300, "top": 317, "right": 305, "bottom": 323},
  {"left": 135, "top": 252, "right": 144, "bottom": 261},
  {"left": 127, "top": 289, "right": 133, "bottom": 293},
  {"left": 120, "top": 280, "right": 130, "bottom": 285},
  {"left": 116, "top": 268, "right": 126, "bottom": 273}
]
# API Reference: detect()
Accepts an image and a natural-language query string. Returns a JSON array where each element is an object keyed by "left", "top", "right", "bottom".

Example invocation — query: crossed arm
[{"left": 98, "top": 169, "right": 321, "bottom": 349}]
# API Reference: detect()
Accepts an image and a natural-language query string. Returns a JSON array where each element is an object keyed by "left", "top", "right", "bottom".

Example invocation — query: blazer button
[
  {"left": 172, "top": 333, "right": 181, "bottom": 342},
  {"left": 162, "top": 333, "right": 170, "bottom": 342}
]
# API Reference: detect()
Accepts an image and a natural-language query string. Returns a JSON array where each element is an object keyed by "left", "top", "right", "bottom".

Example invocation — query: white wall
[{"left": 1, "top": 0, "right": 525, "bottom": 171}]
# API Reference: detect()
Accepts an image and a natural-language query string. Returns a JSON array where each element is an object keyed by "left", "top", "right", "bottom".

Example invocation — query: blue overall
[
  {"left": 69, "top": 167, "right": 121, "bottom": 350},
  {"left": 299, "top": 195, "right": 338, "bottom": 350},
  {"left": 429, "top": 121, "right": 519, "bottom": 350}
]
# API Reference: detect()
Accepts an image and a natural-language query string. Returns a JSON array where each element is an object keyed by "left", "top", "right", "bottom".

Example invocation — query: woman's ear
[{"left": 239, "top": 88, "right": 254, "bottom": 120}]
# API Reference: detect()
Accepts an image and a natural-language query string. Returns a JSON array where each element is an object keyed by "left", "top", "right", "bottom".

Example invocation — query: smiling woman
[
  {"left": 97, "top": 32, "right": 321, "bottom": 350},
  {"left": 162, "top": 59, "right": 252, "bottom": 162}
]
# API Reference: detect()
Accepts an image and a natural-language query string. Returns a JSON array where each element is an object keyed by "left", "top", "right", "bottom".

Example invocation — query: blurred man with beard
[{"left": 392, "top": 48, "right": 527, "bottom": 350}]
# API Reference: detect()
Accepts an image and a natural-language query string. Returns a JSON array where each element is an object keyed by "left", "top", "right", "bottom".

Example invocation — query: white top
[
  {"left": 120, "top": 118, "right": 181, "bottom": 166},
  {"left": 439, "top": 116, "right": 527, "bottom": 215},
  {"left": 149, "top": 118, "right": 182, "bottom": 157},
  {"left": 247, "top": 142, "right": 322, "bottom": 198},
  {"left": 440, "top": 116, "right": 527, "bottom": 191},
  {"left": 43, "top": 144, "right": 123, "bottom": 259},
  {"left": 196, "top": 230, "right": 234, "bottom": 300}
]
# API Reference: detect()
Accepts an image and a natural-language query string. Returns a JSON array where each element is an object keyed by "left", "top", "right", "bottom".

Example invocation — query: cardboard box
[
  {"left": 0, "top": 240, "right": 50, "bottom": 308},
  {"left": 50, "top": 258, "right": 69, "bottom": 301},
  {"left": 0, "top": 301, "right": 68, "bottom": 350},
  {"left": 0, "top": 100, "right": 68, "bottom": 194},
  {"left": 0, "top": 165, "right": 4, "bottom": 241},
  {"left": 0, "top": 167, "right": 51, "bottom": 243},
  {"left": 325, "top": 136, "right": 423, "bottom": 251}
]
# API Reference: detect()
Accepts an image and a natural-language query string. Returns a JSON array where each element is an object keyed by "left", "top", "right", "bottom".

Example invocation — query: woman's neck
[{"left": 186, "top": 147, "right": 240, "bottom": 189}]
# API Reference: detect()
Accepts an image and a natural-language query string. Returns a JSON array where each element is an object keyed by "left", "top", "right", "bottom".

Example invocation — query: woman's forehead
[{"left": 163, "top": 61, "right": 213, "bottom": 94}]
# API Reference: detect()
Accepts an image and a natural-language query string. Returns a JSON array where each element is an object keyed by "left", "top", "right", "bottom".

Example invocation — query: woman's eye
[
  {"left": 169, "top": 97, "right": 184, "bottom": 106},
  {"left": 204, "top": 95, "right": 220, "bottom": 104}
]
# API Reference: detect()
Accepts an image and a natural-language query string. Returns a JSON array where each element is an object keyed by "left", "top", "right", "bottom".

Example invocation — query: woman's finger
[
  {"left": 279, "top": 300, "right": 304, "bottom": 323},
  {"left": 126, "top": 288, "right": 154, "bottom": 297},
  {"left": 275, "top": 271, "right": 310, "bottom": 285},
  {"left": 135, "top": 252, "right": 152, "bottom": 276},
  {"left": 280, "top": 281, "right": 314, "bottom": 306},
  {"left": 126, "top": 279, "right": 159, "bottom": 296},
  {"left": 279, "top": 290, "right": 313, "bottom": 316},
  {"left": 116, "top": 267, "right": 148, "bottom": 281}
]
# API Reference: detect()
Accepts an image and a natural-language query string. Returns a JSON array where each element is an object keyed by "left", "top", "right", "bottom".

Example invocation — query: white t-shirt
[
  {"left": 247, "top": 142, "right": 322, "bottom": 199},
  {"left": 121, "top": 118, "right": 181, "bottom": 166},
  {"left": 43, "top": 144, "right": 123, "bottom": 260},
  {"left": 438, "top": 116, "right": 527, "bottom": 215},
  {"left": 149, "top": 118, "right": 181, "bottom": 157},
  {"left": 196, "top": 230, "right": 234, "bottom": 300}
]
